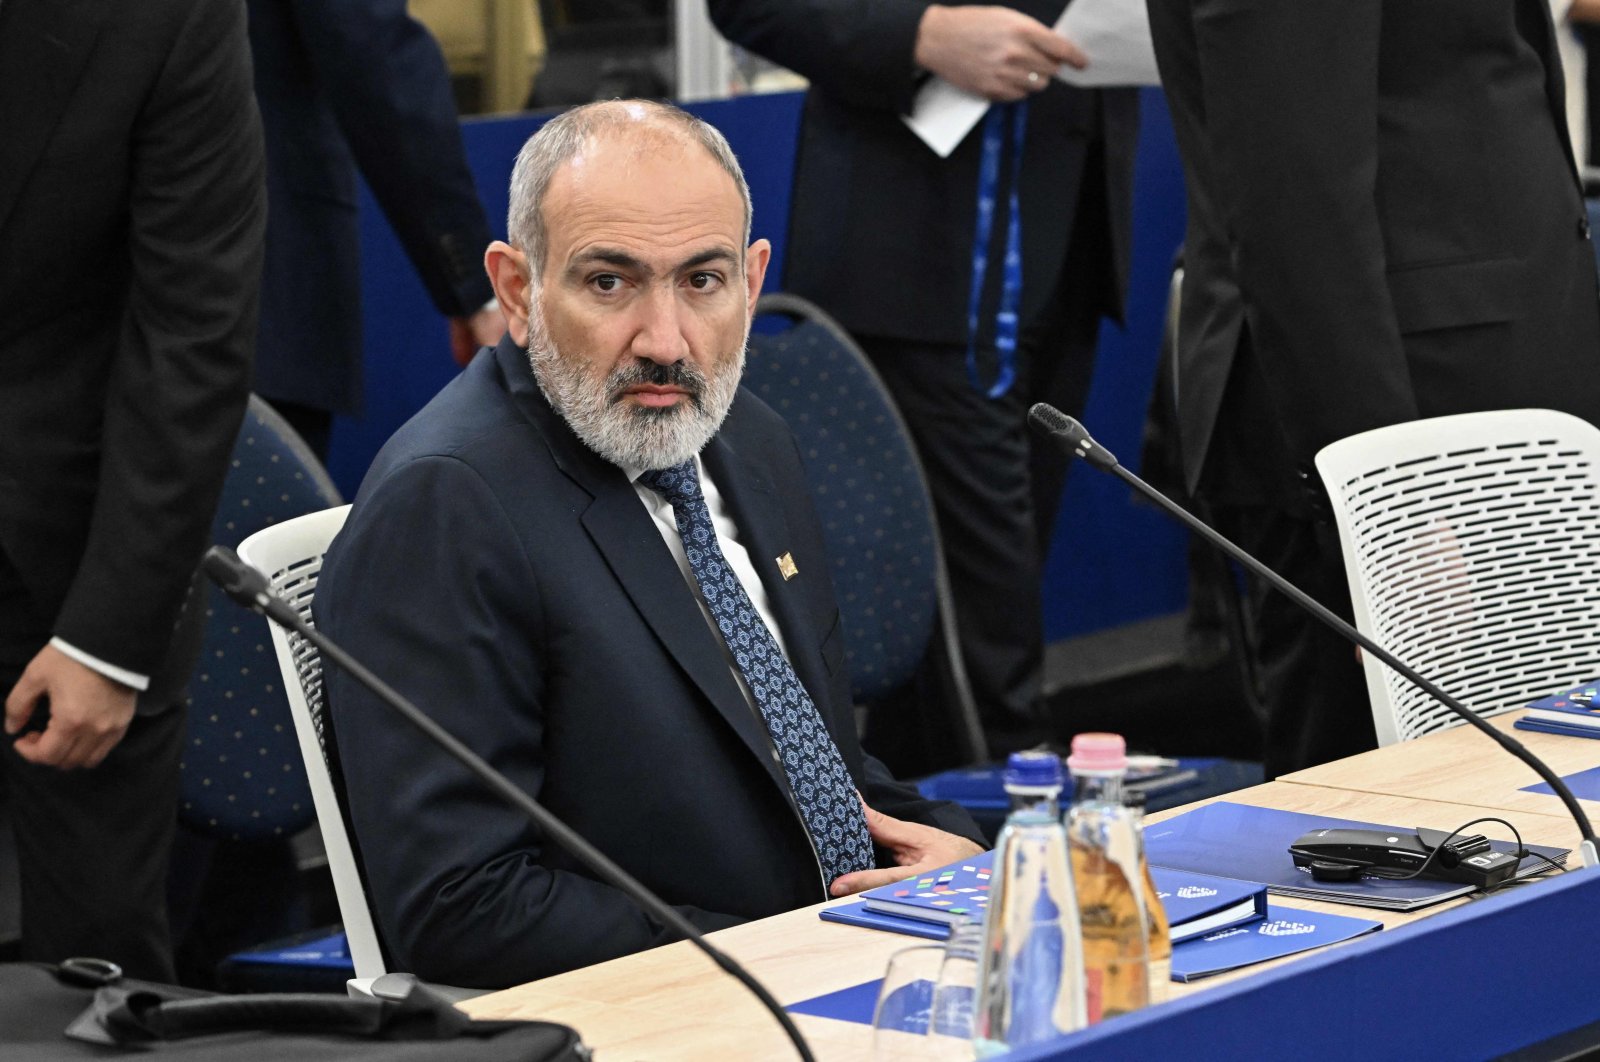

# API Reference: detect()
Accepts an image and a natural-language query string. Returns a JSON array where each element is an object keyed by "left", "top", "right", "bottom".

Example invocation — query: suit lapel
[
  {"left": 493, "top": 344, "right": 790, "bottom": 790},
  {"left": 0, "top": 0, "right": 105, "bottom": 239}
]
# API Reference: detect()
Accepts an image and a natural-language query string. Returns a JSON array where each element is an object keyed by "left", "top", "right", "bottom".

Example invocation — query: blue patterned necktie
[{"left": 638, "top": 460, "right": 874, "bottom": 885}]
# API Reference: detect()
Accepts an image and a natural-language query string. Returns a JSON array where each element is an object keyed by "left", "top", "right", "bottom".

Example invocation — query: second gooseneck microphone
[{"left": 1027, "top": 403, "right": 1599, "bottom": 867}]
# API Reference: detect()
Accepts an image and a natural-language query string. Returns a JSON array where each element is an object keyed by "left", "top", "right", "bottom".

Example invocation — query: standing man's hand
[
  {"left": 4, "top": 645, "right": 137, "bottom": 770},
  {"left": 914, "top": 5, "right": 1087, "bottom": 102},
  {"left": 828, "top": 798, "right": 985, "bottom": 896},
  {"left": 449, "top": 301, "right": 507, "bottom": 367}
]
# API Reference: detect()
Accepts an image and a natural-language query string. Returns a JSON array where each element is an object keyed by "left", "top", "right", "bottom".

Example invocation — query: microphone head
[
  {"left": 1027, "top": 402, "right": 1078, "bottom": 439},
  {"left": 1026, "top": 403, "right": 1119, "bottom": 471},
  {"left": 202, "top": 545, "right": 269, "bottom": 603}
]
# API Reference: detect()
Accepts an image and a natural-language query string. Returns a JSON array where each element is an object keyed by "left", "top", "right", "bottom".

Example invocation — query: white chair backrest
[
  {"left": 1315, "top": 410, "right": 1600, "bottom": 745},
  {"left": 236, "top": 505, "right": 384, "bottom": 979}
]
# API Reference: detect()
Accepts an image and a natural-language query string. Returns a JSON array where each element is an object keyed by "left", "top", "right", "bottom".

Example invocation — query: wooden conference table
[{"left": 459, "top": 715, "right": 1600, "bottom": 1059}]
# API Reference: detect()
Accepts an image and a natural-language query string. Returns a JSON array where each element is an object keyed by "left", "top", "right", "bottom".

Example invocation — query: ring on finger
[{"left": 1026, "top": 70, "right": 1040, "bottom": 84}]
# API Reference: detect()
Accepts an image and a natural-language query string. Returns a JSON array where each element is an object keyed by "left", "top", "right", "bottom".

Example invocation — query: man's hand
[
  {"left": 1570, "top": 0, "right": 1600, "bottom": 23},
  {"left": 449, "top": 302, "right": 507, "bottom": 368},
  {"left": 913, "top": 5, "right": 1086, "bottom": 102},
  {"left": 4, "top": 645, "right": 137, "bottom": 770},
  {"left": 829, "top": 799, "right": 985, "bottom": 897}
]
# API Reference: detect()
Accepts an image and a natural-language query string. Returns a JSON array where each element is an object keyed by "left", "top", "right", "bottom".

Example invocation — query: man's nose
[{"left": 629, "top": 286, "right": 691, "bottom": 364}]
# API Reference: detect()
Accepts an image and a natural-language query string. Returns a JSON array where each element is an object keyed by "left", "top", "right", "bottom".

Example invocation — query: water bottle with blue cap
[{"left": 973, "top": 750, "right": 1086, "bottom": 1056}]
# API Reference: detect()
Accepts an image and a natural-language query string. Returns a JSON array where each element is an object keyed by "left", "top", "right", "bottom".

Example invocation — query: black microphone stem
[
  {"left": 1032, "top": 410, "right": 1600, "bottom": 868},
  {"left": 207, "top": 549, "right": 816, "bottom": 1062}
]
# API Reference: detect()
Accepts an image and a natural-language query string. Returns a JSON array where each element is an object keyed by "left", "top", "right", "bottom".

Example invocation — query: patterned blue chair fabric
[
  {"left": 180, "top": 396, "right": 343, "bottom": 842},
  {"left": 744, "top": 293, "right": 986, "bottom": 762}
]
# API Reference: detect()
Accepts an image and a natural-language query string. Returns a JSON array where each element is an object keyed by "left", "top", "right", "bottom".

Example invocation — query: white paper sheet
[
  {"left": 900, "top": 0, "right": 1159, "bottom": 156},
  {"left": 1054, "top": 0, "right": 1160, "bottom": 87},
  {"left": 901, "top": 76, "right": 990, "bottom": 159}
]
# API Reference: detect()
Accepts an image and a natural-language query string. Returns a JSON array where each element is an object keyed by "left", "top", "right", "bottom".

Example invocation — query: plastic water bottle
[
  {"left": 973, "top": 751, "right": 1087, "bottom": 1056},
  {"left": 1066, "top": 733, "right": 1151, "bottom": 1022},
  {"left": 1124, "top": 788, "right": 1172, "bottom": 1004}
]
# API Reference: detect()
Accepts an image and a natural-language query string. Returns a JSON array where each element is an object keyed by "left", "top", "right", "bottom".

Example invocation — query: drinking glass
[
  {"left": 871, "top": 943, "right": 944, "bottom": 1058},
  {"left": 928, "top": 924, "right": 980, "bottom": 1060}
]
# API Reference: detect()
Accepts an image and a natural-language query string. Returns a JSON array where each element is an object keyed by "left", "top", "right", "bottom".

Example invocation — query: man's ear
[
  {"left": 485, "top": 241, "right": 534, "bottom": 346},
  {"left": 744, "top": 238, "right": 772, "bottom": 318}
]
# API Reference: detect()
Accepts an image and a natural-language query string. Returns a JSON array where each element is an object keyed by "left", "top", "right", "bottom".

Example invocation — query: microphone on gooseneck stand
[
  {"left": 1026, "top": 404, "right": 1600, "bottom": 870},
  {"left": 201, "top": 545, "right": 817, "bottom": 1062}
]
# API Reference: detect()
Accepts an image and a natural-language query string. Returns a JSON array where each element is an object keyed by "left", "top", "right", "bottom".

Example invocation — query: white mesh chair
[
  {"left": 1315, "top": 409, "right": 1600, "bottom": 745},
  {"left": 235, "top": 506, "right": 385, "bottom": 992}
]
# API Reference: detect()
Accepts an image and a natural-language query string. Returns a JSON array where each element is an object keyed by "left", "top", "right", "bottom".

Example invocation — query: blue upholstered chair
[
  {"left": 171, "top": 396, "right": 346, "bottom": 990},
  {"left": 743, "top": 293, "right": 987, "bottom": 765},
  {"left": 181, "top": 396, "right": 343, "bottom": 842}
]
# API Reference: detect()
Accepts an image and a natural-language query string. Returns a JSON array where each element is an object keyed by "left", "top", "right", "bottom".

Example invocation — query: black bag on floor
[{"left": 0, "top": 959, "right": 587, "bottom": 1060}]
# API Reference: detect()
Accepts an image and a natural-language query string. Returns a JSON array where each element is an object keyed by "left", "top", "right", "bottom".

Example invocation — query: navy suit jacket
[
  {"left": 318, "top": 338, "right": 983, "bottom": 987},
  {"left": 247, "top": 0, "right": 495, "bottom": 415}
]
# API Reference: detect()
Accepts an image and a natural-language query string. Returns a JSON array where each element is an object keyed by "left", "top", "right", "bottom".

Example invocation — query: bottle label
[
  {"left": 1071, "top": 826, "right": 1151, "bottom": 1021},
  {"left": 1084, "top": 967, "right": 1103, "bottom": 1025}
]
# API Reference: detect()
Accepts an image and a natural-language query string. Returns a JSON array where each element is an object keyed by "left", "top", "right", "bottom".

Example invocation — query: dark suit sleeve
[
  {"left": 1192, "top": 0, "right": 1419, "bottom": 467},
  {"left": 322, "top": 456, "right": 742, "bottom": 988},
  {"left": 53, "top": 0, "right": 263, "bottom": 675},
  {"left": 861, "top": 755, "right": 988, "bottom": 845},
  {"left": 708, "top": 0, "right": 932, "bottom": 112},
  {"left": 284, "top": 0, "right": 494, "bottom": 318}
]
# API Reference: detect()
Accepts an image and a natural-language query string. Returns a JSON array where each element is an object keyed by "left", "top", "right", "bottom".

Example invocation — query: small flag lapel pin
[{"left": 776, "top": 552, "right": 798, "bottom": 580}]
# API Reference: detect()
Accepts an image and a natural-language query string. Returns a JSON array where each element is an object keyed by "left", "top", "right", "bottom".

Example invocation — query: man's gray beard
[{"left": 526, "top": 315, "right": 745, "bottom": 471}]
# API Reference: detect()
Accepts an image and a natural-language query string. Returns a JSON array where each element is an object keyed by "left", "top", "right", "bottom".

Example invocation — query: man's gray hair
[{"left": 506, "top": 99, "right": 753, "bottom": 280}]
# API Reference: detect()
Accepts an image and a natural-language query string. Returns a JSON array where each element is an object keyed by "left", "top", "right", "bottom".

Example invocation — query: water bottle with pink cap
[{"left": 1066, "top": 732, "right": 1151, "bottom": 1022}]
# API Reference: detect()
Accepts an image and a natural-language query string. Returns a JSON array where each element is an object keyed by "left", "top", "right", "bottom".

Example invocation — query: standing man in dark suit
[
  {"left": 0, "top": 0, "right": 264, "bottom": 978},
  {"left": 246, "top": 0, "right": 502, "bottom": 457},
  {"left": 318, "top": 100, "right": 985, "bottom": 987},
  {"left": 1149, "top": 0, "right": 1600, "bottom": 775},
  {"left": 708, "top": 1, "right": 1140, "bottom": 767}
]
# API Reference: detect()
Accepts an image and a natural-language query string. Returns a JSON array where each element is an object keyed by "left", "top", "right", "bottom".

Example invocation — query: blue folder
[
  {"left": 1170, "top": 904, "right": 1380, "bottom": 982},
  {"left": 1514, "top": 716, "right": 1600, "bottom": 741},
  {"left": 1151, "top": 866, "right": 1268, "bottom": 943},
  {"left": 790, "top": 904, "right": 1380, "bottom": 1020},
  {"left": 819, "top": 901, "right": 952, "bottom": 940}
]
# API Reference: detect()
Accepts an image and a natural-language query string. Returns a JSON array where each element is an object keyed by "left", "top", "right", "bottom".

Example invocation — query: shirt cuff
[{"left": 49, "top": 637, "right": 151, "bottom": 692}]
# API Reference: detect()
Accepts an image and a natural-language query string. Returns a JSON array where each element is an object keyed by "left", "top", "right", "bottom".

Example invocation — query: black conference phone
[{"left": 1288, "top": 826, "right": 1520, "bottom": 888}]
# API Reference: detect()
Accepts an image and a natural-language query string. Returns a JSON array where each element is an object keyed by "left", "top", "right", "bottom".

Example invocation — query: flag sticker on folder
[{"left": 867, "top": 859, "right": 994, "bottom": 926}]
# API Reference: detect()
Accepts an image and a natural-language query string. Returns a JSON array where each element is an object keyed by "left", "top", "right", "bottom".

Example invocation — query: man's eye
[
  {"left": 688, "top": 272, "right": 723, "bottom": 291},
  {"left": 592, "top": 274, "right": 621, "bottom": 292}
]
